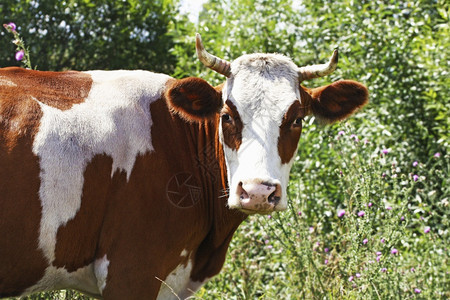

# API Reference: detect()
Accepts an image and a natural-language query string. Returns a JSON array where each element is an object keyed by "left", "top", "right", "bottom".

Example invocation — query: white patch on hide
[
  {"left": 23, "top": 264, "right": 100, "bottom": 298},
  {"left": 156, "top": 260, "right": 193, "bottom": 300},
  {"left": 94, "top": 255, "right": 110, "bottom": 294},
  {"left": 0, "top": 75, "right": 17, "bottom": 87},
  {"left": 156, "top": 249, "right": 206, "bottom": 300},
  {"left": 32, "top": 70, "right": 171, "bottom": 263}
]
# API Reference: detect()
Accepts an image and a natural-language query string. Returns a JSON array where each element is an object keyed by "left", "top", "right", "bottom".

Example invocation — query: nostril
[
  {"left": 268, "top": 192, "right": 280, "bottom": 205},
  {"left": 237, "top": 182, "right": 249, "bottom": 200},
  {"left": 267, "top": 183, "right": 281, "bottom": 205}
]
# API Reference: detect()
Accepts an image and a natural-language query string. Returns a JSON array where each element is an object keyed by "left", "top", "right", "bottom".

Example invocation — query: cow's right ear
[{"left": 165, "top": 77, "right": 223, "bottom": 122}]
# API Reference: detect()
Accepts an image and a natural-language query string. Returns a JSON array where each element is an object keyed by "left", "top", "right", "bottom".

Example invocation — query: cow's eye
[
  {"left": 292, "top": 117, "right": 303, "bottom": 128},
  {"left": 221, "top": 113, "right": 232, "bottom": 123}
]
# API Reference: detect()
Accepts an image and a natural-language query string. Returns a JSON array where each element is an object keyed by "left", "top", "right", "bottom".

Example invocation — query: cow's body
[{"left": 0, "top": 35, "right": 368, "bottom": 299}]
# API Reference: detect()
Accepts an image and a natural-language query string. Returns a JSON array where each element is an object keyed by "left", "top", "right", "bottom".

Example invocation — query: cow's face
[
  {"left": 166, "top": 34, "right": 368, "bottom": 215},
  {"left": 219, "top": 54, "right": 302, "bottom": 213}
]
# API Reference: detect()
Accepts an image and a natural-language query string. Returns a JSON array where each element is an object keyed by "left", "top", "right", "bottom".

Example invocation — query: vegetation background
[{"left": 1, "top": 0, "right": 448, "bottom": 298}]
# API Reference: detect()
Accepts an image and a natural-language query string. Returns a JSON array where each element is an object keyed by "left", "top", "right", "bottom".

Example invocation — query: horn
[
  {"left": 298, "top": 48, "right": 339, "bottom": 81},
  {"left": 196, "top": 33, "right": 232, "bottom": 77}
]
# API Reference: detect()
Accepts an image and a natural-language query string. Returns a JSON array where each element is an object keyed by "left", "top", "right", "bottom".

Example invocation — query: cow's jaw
[{"left": 219, "top": 53, "right": 302, "bottom": 214}]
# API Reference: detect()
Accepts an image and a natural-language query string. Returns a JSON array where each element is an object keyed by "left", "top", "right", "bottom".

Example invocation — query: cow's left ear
[
  {"left": 301, "top": 80, "right": 369, "bottom": 123},
  {"left": 165, "top": 77, "right": 223, "bottom": 122}
]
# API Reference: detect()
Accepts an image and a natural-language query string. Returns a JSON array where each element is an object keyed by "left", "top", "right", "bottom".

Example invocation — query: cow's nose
[{"left": 237, "top": 180, "right": 282, "bottom": 213}]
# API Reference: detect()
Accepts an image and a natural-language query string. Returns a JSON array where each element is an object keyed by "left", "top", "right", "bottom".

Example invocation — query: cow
[{"left": 0, "top": 34, "right": 368, "bottom": 299}]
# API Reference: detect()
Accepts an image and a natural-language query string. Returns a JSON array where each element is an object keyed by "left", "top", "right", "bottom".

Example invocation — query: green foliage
[{"left": 0, "top": 0, "right": 181, "bottom": 72}]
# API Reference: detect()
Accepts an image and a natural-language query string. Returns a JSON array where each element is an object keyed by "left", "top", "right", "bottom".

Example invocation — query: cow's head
[{"left": 166, "top": 34, "right": 368, "bottom": 214}]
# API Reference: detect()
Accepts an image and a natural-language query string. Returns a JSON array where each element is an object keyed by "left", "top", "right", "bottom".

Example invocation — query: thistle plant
[{"left": 3, "top": 22, "right": 33, "bottom": 69}]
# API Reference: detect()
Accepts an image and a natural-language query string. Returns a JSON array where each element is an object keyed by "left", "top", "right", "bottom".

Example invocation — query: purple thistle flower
[
  {"left": 358, "top": 211, "right": 365, "bottom": 217},
  {"left": 368, "top": 202, "right": 373, "bottom": 207},
  {"left": 391, "top": 248, "right": 398, "bottom": 255},
  {"left": 414, "top": 288, "right": 421, "bottom": 294},
  {"left": 424, "top": 226, "right": 431, "bottom": 233},
  {"left": 264, "top": 239, "right": 270, "bottom": 244},
  {"left": 356, "top": 273, "right": 361, "bottom": 278},
  {"left": 386, "top": 206, "right": 392, "bottom": 210},
  {"left": 298, "top": 211, "right": 302, "bottom": 216},
  {"left": 381, "top": 267, "right": 387, "bottom": 272},
  {"left": 434, "top": 152, "right": 441, "bottom": 158},
  {"left": 381, "top": 149, "right": 389, "bottom": 155},
  {"left": 410, "top": 267, "right": 415, "bottom": 272},
  {"left": 348, "top": 276, "right": 354, "bottom": 282},
  {"left": 15, "top": 50, "right": 25, "bottom": 61},
  {"left": 363, "top": 238, "right": 368, "bottom": 244},
  {"left": 267, "top": 245, "right": 273, "bottom": 249},
  {"left": 376, "top": 256, "right": 381, "bottom": 262},
  {"left": 267, "top": 215, "right": 272, "bottom": 219},
  {"left": 376, "top": 251, "right": 382, "bottom": 256},
  {"left": 309, "top": 226, "right": 314, "bottom": 233},
  {"left": 412, "top": 161, "right": 418, "bottom": 167},
  {"left": 350, "top": 134, "right": 359, "bottom": 142},
  {"left": 412, "top": 174, "right": 419, "bottom": 181},
  {"left": 324, "top": 259, "right": 328, "bottom": 265},
  {"left": 381, "top": 238, "right": 385, "bottom": 243},
  {"left": 337, "top": 209, "right": 346, "bottom": 218},
  {"left": 324, "top": 247, "right": 329, "bottom": 253},
  {"left": 5, "top": 22, "right": 17, "bottom": 31},
  {"left": 338, "top": 130, "right": 345, "bottom": 136}
]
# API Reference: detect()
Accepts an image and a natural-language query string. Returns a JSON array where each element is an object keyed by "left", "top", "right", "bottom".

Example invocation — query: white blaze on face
[
  {"left": 221, "top": 54, "right": 301, "bottom": 212},
  {"left": 32, "top": 70, "right": 171, "bottom": 263}
]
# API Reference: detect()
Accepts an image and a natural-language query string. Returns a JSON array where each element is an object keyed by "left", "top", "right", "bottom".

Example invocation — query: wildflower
[
  {"left": 424, "top": 226, "right": 431, "bottom": 233},
  {"left": 376, "top": 251, "right": 382, "bottom": 256},
  {"left": 410, "top": 267, "right": 415, "bottom": 272},
  {"left": 298, "top": 211, "right": 302, "bottom": 216},
  {"left": 368, "top": 202, "right": 373, "bottom": 207},
  {"left": 363, "top": 238, "right": 368, "bottom": 244},
  {"left": 324, "top": 247, "right": 329, "bottom": 253},
  {"left": 357, "top": 211, "right": 365, "bottom": 217},
  {"left": 382, "top": 173, "right": 386, "bottom": 178},
  {"left": 381, "top": 149, "right": 389, "bottom": 155},
  {"left": 386, "top": 206, "right": 392, "bottom": 210},
  {"left": 414, "top": 288, "right": 421, "bottom": 294},
  {"left": 401, "top": 216, "right": 405, "bottom": 221},
  {"left": 381, "top": 238, "right": 385, "bottom": 243},
  {"left": 15, "top": 50, "right": 25, "bottom": 61},
  {"left": 324, "top": 259, "right": 328, "bottom": 265},
  {"left": 350, "top": 134, "right": 359, "bottom": 142},
  {"left": 348, "top": 276, "right": 354, "bottom": 282},
  {"left": 337, "top": 209, "right": 345, "bottom": 218},
  {"left": 267, "top": 245, "right": 273, "bottom": 249},
  {"left": 412, "top": 174, "right": 419, "bottom": 181},
  {"left": 264, "top": 239, "right": 270, "bottom": 244},
  {"left": 433, "top": 152, "right": 441, "bottom": 158},
  {"left": 4, "top": 22, "right": 17, "bottom": 32},
  {"left": 391, "top": 248, "right": 398, "bottom": 255},
  {"left": 376, "top": 256, "right": 381, "bottom": 262},
  {"left": 364, "top": 139, "right": 369, "bottom": 145},
  {"left": 356, "top": 273, "right": 361, "bottom": 278},
  {"left": 309, "top": 226, "right": 314, "bottom": 233},
  {"left": 412, "top": 161, "right": 418, "bottom": 167},
  {"left": 381, "top": 267, "right": 387, "bottom": 272},
  {"left": 338, "top": 130, "right": 345, "bottom": 136},
  {"left": 267, "top": 215, "right": 272, "bottom": 219}
]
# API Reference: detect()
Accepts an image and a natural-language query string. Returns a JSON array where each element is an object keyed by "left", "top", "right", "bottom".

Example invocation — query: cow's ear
[
  {"left": 301, "top": 80, "right": 368, "bottom": 123},
  {"left": 165, "top": 77, "right": 223, "bottom": 122}
]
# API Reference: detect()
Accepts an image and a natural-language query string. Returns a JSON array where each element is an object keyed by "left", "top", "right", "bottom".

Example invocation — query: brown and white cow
[{"left": 0, "top": 34, "right": 368, "bottom": 299}]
